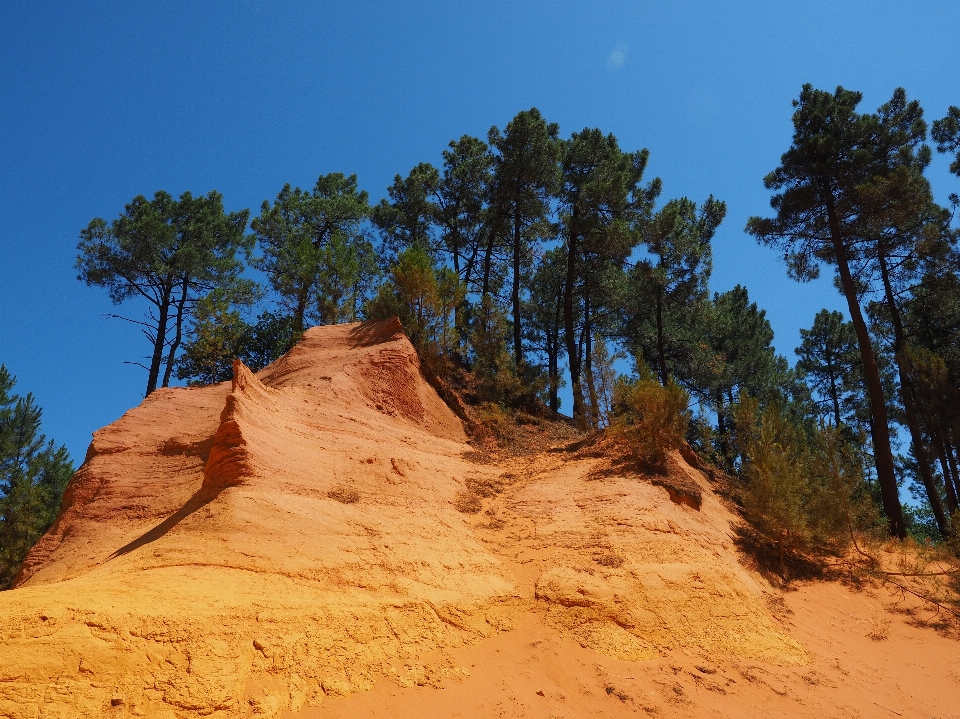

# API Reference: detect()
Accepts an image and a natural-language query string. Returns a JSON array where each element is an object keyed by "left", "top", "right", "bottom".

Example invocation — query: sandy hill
[{"left": 1, "top": 319, "right": 957, "bottom": 718}]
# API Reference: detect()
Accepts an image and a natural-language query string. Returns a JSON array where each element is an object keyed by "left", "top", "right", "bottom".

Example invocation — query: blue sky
[{"left": 2, "top": 1, "right": 958, "bottom": 463}]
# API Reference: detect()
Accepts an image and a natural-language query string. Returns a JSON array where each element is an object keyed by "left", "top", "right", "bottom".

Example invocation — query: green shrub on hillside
[
  {"left": 733, "top": 397, "right": 874, "bottom": 554},
  {"left": 609, "top": 372, "right": 691, "bottom": 469}
]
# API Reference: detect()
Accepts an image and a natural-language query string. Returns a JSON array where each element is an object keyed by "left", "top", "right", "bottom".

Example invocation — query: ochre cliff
[{"left": 2, "top": 320, "right": 952, "bottom": 718}]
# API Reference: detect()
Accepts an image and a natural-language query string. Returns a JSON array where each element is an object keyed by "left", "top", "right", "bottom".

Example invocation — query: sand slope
[{"left": 0, "top": 320, "right": 954, "bottom": 718}]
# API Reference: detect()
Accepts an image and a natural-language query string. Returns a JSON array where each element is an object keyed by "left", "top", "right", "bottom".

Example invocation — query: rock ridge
[{"left": 0, "top": 319, "right": 815, "bottom": 718}]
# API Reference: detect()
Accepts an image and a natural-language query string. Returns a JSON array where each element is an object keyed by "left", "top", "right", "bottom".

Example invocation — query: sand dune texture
[{"left": 1, "top": 320, "right": 956, "bottom": 718}]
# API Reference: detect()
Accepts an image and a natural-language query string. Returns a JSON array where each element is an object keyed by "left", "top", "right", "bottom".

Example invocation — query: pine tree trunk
[
  {"left": 481, "top": 228, "right": 494, "bottom": 297},
  {"left": 824, "top": 193, "right": 905, "bottom": 538},
  {"left": 161, "top": 276, "right": 190, "bottom": 388},
  {"left": 146, "top": 282, "right": 174, "bottom": 396},
  {"left": 947, "top": 436, "right": 960, "bottom": 517},
  {"left": 547, "top": 330, "right": 559, "bottom": 413},
  {"left": 512, "top": 206, "right": 523, "bottom": 371},
  {"left": 293, "top": 283, "right": 310, "bottom": 334},
  {"left": 549, "top": 284, "right": 562, "bottom": 413},
  {"left": 876, "top": 246, "right": 949, "bottom": 537},
  {"left": 934, "top": 430, "right": 958, "bottom": 518},
  {"left": 655, "top": 286, "right": 668, "bottom": 386},
  {"left": 826, "top": 351, "right": 843, "bottom": 427},
  {"left": 584, "top": 307, "right": 599, "bottom": 430},
  {"left": 564, "top": 209, "right": 586, "bottom": 428},
  {"left": 716, "top": 391, "right": 730, "bottom": 470}
]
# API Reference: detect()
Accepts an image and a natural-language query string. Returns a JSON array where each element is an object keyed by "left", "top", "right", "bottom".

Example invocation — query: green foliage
[
  {"left": 77, "top": 190, "right": 252, "bottom": 395},
  {"left": 238, "top": 312, "right": 304, "bottom": 371},
  {"left": 706, "top": 286, "right": 778, "bottom": 403},
  {"left": 252, "top": 173, "right": 370, "bottom": 332},
  {"left": 75, "top": 106, "right": 958, "bottom": 550},
  {"left": 176, "top": 297, "right": 302, "bottom": 385},
  {"left": 795, "top": 310, "right": 863, "bottom": 428},
  {"left": 371, "top": 163, "right": 440, "bottom": 256},
  {"left": 524, "top": 246, "right": 567, "bottom": 412},
  {"left": 315, "top": 232, "right": 379, "bottom": 325},
  {"left": 468, "top": 294, "right": 525, "bottom": 404},
  {"left": 903, "top": 500, "right": 944, "bottom": 545},
  {"left": 0, "top": 366, "right": 73, "bottom": 589},
  {"left": 698, "top": 285, "right": 785, "bottom": 470},
  {"left": 743, "top": 84, "right": 933, "bottom": 538},
  {"left": 587, "top": 336, "right": 623, "bottom": 428},
  {"left": 686, "top": 412, "right": 719, "bottom": 466},
  {"left": 932, "top": 105, "right": 960, "bottom": 178},
  {"left": 560, "top": 127, "right": 660, "bottom": 427},
  {"left": 733, "top": 397, "right": 874, "bottom": 553},
  {"left": 626, "top": 195, "right": 725, "bottom": 388},
  {"left": 364, "top": 246, "right": 464, "bottom": 366},
  {"left": 489, "top": 108, "right": 563, "bottom": 368},
  {"left": 609, "top": 369, "right": 690, "bottom": 469},
  {"left": 436, "top": 135, "right": 494, "bottom": 288},
  {"left": 175, "top": 297, "right": 249, "bottom": 385}
]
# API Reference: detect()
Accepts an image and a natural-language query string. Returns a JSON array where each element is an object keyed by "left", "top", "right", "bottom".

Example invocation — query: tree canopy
[
  {"left": 77, "top": 190, "right": 251, "bottom": 395},
  {"left": 71, "top": 95, "right": 960, "bottom": 544}
]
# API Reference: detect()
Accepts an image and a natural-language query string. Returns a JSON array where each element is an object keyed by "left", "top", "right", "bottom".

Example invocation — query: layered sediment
[{"left": 0, "top": 319, "right": 813, "bottom": 718}]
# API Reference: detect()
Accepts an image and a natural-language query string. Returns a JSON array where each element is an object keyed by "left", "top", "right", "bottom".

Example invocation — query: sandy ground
[
  {"left": 1, "top": 319, "right": 957, "bottom": 718},
  {"left": 306, "top": 546, "right": 960, "bottom": 719}
]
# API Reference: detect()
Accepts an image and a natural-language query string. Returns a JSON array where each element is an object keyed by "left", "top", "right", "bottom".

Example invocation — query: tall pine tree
[{"left": 746, "top": 85, "right": 907, "bottom": 537}]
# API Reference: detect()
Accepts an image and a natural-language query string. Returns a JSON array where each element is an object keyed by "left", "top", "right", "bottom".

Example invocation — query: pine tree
[
  {"left": 488, "top": 109, "right": 562, "bottom": 371},
  {"left": 796, "top": 310, "right": 863, "bottom": 429},
  {"left": 900, "top": 247, "right": 960, "bottom": 531},
  {"left": 704, "top": 285, "right": 780, "bottom": 468},
  {"left": 77, "top": 191, "right": 252, "bottom": 395},
  {"left": 0, "top": 366, "right": 73, "bottom": 588},
  {"left": 625, "top": 196, "right": 725, "bottom": 388},
  {"left": 252, "top": 173, "right": 370, "bottom": 333},
  {"left": 435, "top": 135, "right": 495, "bottom": 290},
  {"left": 364, "top": 246, "right": 462, "bottom": 362},
  {"left": 371, "top": 164, "right": 440, "bottom": 257},
  {"left": 932, "top": 105, "right": 960, "bottom": 178},
  {"left": 175, "top": 301, "right": 303, "bottom": 385},
  {"left": 434, "top": 136, "right": 496, "bottom": 357},
  {"left": 559, "top": 128, "right": 659, "bottom": 427},
  {"left": 855, "top": 89, "right": 954, "bottom": 538},
  {"left": 746, "top": 85, "right": 907, "bottom": 537},
  {"left": 525, "top": 246, "right": 568, "bottom": 412}
]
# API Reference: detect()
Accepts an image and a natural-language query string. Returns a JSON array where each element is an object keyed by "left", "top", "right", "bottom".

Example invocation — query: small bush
[
  {"left": 327, "top": 485, "right": 360, "bottom": 504},
  {"left": 454, "top": 489, "right": 483, "bottom": 514},
  {"left": 608, "top": 374, "right": 691, "bottom": 469},
  {"left": 595, "top": 552, "right": 624, "bottom": 568},
  {"left": 733, "top": 397, "right": 874, "bottom": 555}
]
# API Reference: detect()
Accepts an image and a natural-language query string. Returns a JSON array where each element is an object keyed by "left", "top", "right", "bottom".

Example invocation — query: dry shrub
[
  {"left": 465, "top": 472, "right": 514, "bottom": 498},
  {"left": 454, "top": 490, "right": 482, "bottom": 514},
  {"left": 608, "top": 375, "right": 690, "bottom": 469},
  {"left": 474, "top": 402, "right": 514, "bottom": 442},
  {"left": 595, "top": 552, "right": 624, "bottom": 568},
  {"left": 867, "top": 615, "right": 891, "bottom": 641},
  {"left": 859, "top": 535, "right": 960, "bottom": 628},
  {"left": 327, "top": 485, "right": 360, "bottom": 504}
]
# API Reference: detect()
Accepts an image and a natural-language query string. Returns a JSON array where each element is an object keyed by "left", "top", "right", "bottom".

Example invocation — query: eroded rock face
[{"left": 0, "top": 319, "right": 803, "bottom": 718}]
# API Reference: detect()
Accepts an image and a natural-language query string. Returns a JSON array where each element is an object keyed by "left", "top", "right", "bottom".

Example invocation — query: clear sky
[{"left": 2, "top": 1, "right": 958, "bottom": 464}]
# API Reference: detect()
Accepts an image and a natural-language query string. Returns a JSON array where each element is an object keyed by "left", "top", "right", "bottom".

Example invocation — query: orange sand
[{"left": 0, "top": 319, "right": 956, "bottom": 718}]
